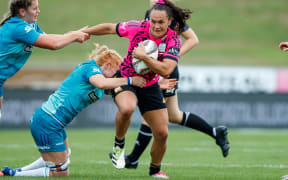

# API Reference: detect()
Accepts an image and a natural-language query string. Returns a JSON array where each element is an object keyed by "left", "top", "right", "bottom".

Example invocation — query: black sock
[
  {"left": 181, "top": 112, "right": 214, "bottom": 138},
  {"left": 114, "top": 137, "right": 125, "bottom": 148},
  {"left": 127, "top": 124, "right": 152, "bottom": 162},
  {"left": 149, "top": 163, "right": 161, "bottom": 175}
]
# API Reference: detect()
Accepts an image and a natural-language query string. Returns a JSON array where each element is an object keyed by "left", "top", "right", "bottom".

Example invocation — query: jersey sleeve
[
  {"left": 181, "top": 23, "right": 190, "bottom": 33},
  {"left": 163, "top": 36, "right": 182, "bottom": 62},
  {"left": 116, "top": 20, "right": 142, "bottom": 39},
  {"left": 35, "top": 22, "right": 44, "bottom": 34},
  {"left": 13, "top": 22, "right": 41, "bottom": 45},
  {"left": 84, "top": 64, "right": 103, "bottom": 82}
]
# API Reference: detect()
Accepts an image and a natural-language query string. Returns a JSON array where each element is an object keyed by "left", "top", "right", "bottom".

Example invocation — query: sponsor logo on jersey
[
  {"left": 24, "top": 45, "right": 33, "bottom": 52},
  {"left": 168, "top": 47, "right": 180, "bottom": 57},
  {"left": 165, "top": 87, "right": 175, "bottom": 94},
  {"left": 120, "top": 22, "right": 127, "bottom": 30},
  {"left": 158, "top": 43, "right": 166, "bottom": 53},
  {"left": 24, "top": 25, "right": 33, "bottom": 33},
  {"left": 93, "top": 68, "right": 100, "bottom": 73},
  {"left": 88, "top": 91, "right": 99, "bottom": 102}
]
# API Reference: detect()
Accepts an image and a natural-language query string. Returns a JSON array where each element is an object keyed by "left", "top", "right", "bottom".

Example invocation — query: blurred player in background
[
  {"left": 279, "top": 42, "right": 288, "bottom": 52},
  {"left": 279, "top": 41, "right": 288, "bottom": 180},
  {"left": 83, "top": 1, "right": 188, "bottom": 178},
  {"left": 0, "top": 0, "right": 90, "bottom": 120},
  {"left": 123, "top": 0, "right": 230, "bottom": 169},
  {"left": 0, "top": 44, "right": 146, "bottom": 177}
]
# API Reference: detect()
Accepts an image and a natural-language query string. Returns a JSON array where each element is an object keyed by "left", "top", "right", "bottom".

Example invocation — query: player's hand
[
  {"left": 132, "top": 43, "right": 148, "bottom": 60},
  {"left": 159, "top": 78, "right": 178, "bottom": 90},
  {"left": 74, "top": 26, "right": 91, "bottom": 43},
  {"left": 279, "top": 42, "right": 288, "bottom": 52},
  {"left": 131, "top": 76, "right": 146, "bottom": 88}
]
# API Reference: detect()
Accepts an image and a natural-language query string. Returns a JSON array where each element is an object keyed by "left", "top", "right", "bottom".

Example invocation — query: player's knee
[
  {"left": 119, "top": 105, "right": 135, "bottom": 117},
  {"left": 45, "top": 158, "right": 70, "bottom": 177},
  {"left": 67, "top": 148, "right": 71, "bottom": 158},
  {"left": 153, "top": 129, "right": 168, "bottom": 142},
  {"left": 50, "top": 170, "right": 69, "bottom": 177}
]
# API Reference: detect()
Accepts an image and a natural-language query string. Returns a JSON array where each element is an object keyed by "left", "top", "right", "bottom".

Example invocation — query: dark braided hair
[
  {"left": 0, "top": 0, "right": 34, "bottom": 26},
  {"left": 150, "top": 0, "right": 192, "bottom": 32}
]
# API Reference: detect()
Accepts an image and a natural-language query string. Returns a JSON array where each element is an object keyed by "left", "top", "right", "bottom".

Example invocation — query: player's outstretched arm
[
  {"left": 89, "top": 75, "right": 146, "bottom": 89},
  {"left": 279, "top": 42, "right": 288, "bottom": 52},
  {"left": 82, "top": 23, "right": 117, "bottom": 35},
  {"left": 33, "top": 26, "right": 90, "bottom": 50}
]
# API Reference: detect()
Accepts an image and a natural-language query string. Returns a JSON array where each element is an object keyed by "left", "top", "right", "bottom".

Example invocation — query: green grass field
[
  {"left": 1, "top": 0, "right": 288, "bottom": 67},
  {"left": 0, "top": 128, "right": 287, "bottom": 179}
]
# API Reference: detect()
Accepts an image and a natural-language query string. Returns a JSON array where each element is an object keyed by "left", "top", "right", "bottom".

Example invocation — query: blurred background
[{"left": 0, "top": 0, "right": 288, "bottom": 128}]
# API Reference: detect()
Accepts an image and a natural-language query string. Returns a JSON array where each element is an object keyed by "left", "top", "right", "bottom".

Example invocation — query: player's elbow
[
  {"left": 49, "top": 41, "right": 63, "bottom": 50},
  {"left": 96, "top": 83, "right": 106, "bottom": 90},
  {"left": 160, "top": 71, "right": 170, "bottom": 78},
  {"left": 48, "top": 45, "right": 59, "bottom": 50},
  {"left": 159, "top": 62, "right": 176, "bottom": 77},
  {"left": 160, "top": 68, "right": 173, "bottom": 78},
  {"left": 95, "top": 82, "right": 110, "bottom": 90},
  {"left": 194, "top": 38, "right": 200, "bottom": 46}
]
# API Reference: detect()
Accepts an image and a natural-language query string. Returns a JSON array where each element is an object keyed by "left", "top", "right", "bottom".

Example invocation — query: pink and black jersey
[{"left": 116, "top": 20, "right": 181, "bottom": 87}]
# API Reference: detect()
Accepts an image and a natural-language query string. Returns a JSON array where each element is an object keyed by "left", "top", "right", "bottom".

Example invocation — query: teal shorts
[{"left": 30, "top": 107, "right": 67, "bottom": 152}]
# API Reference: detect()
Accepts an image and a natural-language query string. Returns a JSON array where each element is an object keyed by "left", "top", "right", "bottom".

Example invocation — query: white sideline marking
[
  {"left": 2, "top": 144, "right": 286, "bottom": 153},
  {"left": 0, "top": 144, "right": 27, "bottom": 148},
  {"left": 85, "top": 160, "right": 288, "bottom": 169},
  {"left": 182, "top": 147, "right": 287, "bottom": 153}
]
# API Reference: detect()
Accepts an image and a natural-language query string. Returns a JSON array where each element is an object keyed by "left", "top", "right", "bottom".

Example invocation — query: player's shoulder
[
  {"left": 141, "top": 19, "right": 150, "bottom": 26},
  {"left": 7, "top": 17, "right": 35, "bottom": 34},
  {"left": 6, "top": 17, "right": 26, "bottom": 27},
  {"left": 78, "top": 60, "right": 101, "bottom": 73},
  {"left": 125, "top": 20, "right": 147, "bottom": 28},
  {"left": 167, "top": 28, "right": 180, "bottom": 39}
]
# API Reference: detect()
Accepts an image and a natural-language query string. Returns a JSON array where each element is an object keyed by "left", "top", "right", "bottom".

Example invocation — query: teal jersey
[
  {"left": 0, "top": 16, "right": 43, "bottom": 80},
  {"left": 42, "top": 60, "right": 104, "bottom": 127}
]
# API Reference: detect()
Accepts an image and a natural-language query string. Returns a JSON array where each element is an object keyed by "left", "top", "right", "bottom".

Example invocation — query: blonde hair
[
  {"left": 89, "top": 44, "right": 122, "bottom": 67},
  {"left": 1, "top": 0, "right": 35, "bottom": 26}
]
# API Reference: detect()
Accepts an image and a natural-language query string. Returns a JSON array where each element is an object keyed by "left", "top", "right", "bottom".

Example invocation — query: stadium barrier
[
  {"left": 0, "top": 89, "right": 288, "bottom": 128},
  {"left": 1, "top": 65, "right": 287, "bottom": 128}
]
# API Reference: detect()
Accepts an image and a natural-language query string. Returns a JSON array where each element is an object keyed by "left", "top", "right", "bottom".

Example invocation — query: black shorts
[
  {"left": 162, "top": 66, "right": 179, "bottom": 97},
  {"left": 113, "top": 72, "right": 166, "bottom": 115}
]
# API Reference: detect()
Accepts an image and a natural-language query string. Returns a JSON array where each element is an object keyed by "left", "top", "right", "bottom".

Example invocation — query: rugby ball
[{"left": 132, "top": 40, "right": 158, "bottom": 74}]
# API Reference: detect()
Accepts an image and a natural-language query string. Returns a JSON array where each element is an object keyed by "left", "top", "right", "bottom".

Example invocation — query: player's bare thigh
[{"left": 115, "top": 90, "right": 138, "bottom": 114}]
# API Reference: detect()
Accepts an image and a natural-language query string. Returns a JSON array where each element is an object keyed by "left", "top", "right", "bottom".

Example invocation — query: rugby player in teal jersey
[
  {"left": 1, "top": 44, "right": 146, "bottom": 177},
  {"left": 0, "top": 0, "right": 90, "bottom": 120}
]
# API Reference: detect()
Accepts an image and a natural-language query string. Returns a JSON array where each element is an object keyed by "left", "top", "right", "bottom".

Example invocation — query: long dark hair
[
  {"left": 150, "top": 0, "right": 192, "bottom": 32},
  {"left": 0, "top": 0, "right": 34, "bottom": 26}
]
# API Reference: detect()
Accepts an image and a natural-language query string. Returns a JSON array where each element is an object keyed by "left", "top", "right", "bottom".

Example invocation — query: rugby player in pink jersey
[
  {"left": 84, "top": 2, "right": 188, "bottom": 178},
  {"left": 122, "top": 0, "right": 230, "bottom": 171}
]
